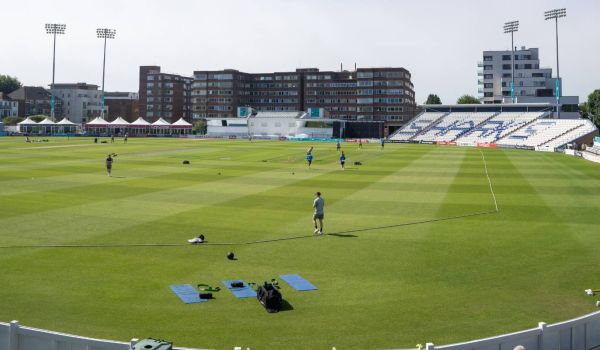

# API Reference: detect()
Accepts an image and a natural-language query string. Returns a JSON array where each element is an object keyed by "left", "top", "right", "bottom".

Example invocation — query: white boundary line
[{"left": 478, "top": 149, "right": 499, "bottom": 212}]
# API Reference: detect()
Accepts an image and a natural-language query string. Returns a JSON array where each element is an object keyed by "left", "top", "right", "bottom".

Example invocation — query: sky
[{"left": 2, "top": 0, "right": 599, "bottom": 104}]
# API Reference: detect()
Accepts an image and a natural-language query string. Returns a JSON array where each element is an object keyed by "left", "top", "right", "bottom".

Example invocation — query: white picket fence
[
  {"left": 423, "top": 310, "right": 600, "bottom": 350},
  {"left": 2, "top": 310, "right": 600, "bottom": 350},
  {"left": 0, "top": 321, "right": 207, "bottom": 350}
]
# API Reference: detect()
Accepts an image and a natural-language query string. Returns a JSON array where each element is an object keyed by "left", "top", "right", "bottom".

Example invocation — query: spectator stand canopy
[
  {"left": 17, "top": 117, "right": 38, "bottom": 134},
  {"left": 37, "top": 118, "right": 57, "bottom": 135},
  {"left": 56, "top": 118, "right": 78, "bottom": 134},
  {"left": 170, "top": 117, "right": 192, "bottom": 134},
  {"left": 109, "top": 117, "right": 130, "bottom": 135},
  {"left": 128, "top": 117, "right": 151, "bottom": 136},
  {"left": 85, "top": 117, "right": 111, "bottom": 135},
  {"left": 151, "top": 117, "right": 171, "bottom": 135}
]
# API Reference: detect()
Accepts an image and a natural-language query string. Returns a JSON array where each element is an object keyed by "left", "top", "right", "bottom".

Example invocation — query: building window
[
  {"left": 484, "top": 74, "right": 493, "bottom": 79},
  {"left": 483, "top": 56, "right": 493, "bottom": 61},
  {"left": 483, "top": 65, "right": 493, "bottom": 71},
  {"left": 502, "top": 55, "right": 511, "bottom": 61},
  {"left": 484, "top": 83, "right": 493, "bottom": 88},
  {"left": 502, "top": 73, "right": 511, "bottom": 78},
  {"left": 502, "top": 64, "right": 511, "bottom": 70}
]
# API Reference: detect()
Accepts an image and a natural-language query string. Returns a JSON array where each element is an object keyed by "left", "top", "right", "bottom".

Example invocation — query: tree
[
  {"left": 0, "top": 75, "right": 22, "bottom": 95},
  {"left": 425, "top": 94, "right": 442, "bottom": 105},
  {"left": 192, "top": 119, "right": 207, "bottom": 135},
  {"left": 456, "top": 95, "right": 481, "bottom": 104},
  {"left": 585, "top": 89, "right": 600, "bottom": 127},
  {"left": 29, "top": 115, "right": 47, "bottom": 122},
  {"left": 0, "top": 116, "right": 23, "bottom": 126},
  {"left": 579, "top": 102, "right": 589, "bottom": 119}
]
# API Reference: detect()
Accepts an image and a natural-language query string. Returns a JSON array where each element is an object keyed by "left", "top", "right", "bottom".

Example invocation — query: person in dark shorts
[
  {"left": 336, "top": 141, "right": 341, "bottom": 152},
  {"left": 306, "top": 151, "right": 313, "bottom": 168},
  {"left": 106, "top": 154, "right": 113, "bottom": 177},
  {"left": 358, "top": 140, "right": 363, "bottom": 149},
  {"left": 111, "top": 134, "right": 115, "bottom": 143},
  {"left": 380, "top": 138, "right": 385, "bottom": 149},
  {"left": 339, "top": 151, "right": 346, "bottom": 170},
  {"left": 124, "top": 133, "right": 128, "bottom": 143},
  {"left": 312, "top": 192, "right": 324, "bottom": 234}
]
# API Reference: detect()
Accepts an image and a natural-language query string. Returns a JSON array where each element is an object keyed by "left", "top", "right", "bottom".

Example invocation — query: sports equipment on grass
[
  {"left": 280, "top": 274, "right": 317, "bottom": 291},
  {"left": 223, "top": 280, "right": 257, "bottom": 298},
  {"left": 169, "top": 284, "right": 208, "bottom": 304},
  {"left": 257, "top": 282, "right": 282, "bottom": 313}
]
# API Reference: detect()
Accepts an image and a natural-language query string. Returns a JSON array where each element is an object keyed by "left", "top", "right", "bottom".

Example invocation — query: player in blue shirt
[
  {"left": 339, "top": 151, "right": 346, "bottom": 170},
  {"left": 306, "top": 152, "right": 313, "bottom": 168},
  {"left": 380, "top": 138, "right": 385, "bottom": 150}
]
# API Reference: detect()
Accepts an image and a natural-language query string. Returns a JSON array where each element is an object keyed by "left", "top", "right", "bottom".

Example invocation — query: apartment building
[
  {"left": 8, "top": 86, "right": 64, "bottom": 118},
  {"left": 104, "top": 92, "right": 139, "bottom": 122},
  {"left": 478, "top": 47, "right": 579, "bottom": 117},
  {"left": 0, "top": 93, "right": 18, "bottom": 118},
  {"left": 50, "top": 83, "right": 103, "bottom": 123},
  {"left": 140, "top": 65, "right": 415, "bottom": 130},
  {"left": 478, "top": 47, "right": 558, "bottom": 104},
  {"left": 139, "top": 66, "right": 192, "bottom": 123}
]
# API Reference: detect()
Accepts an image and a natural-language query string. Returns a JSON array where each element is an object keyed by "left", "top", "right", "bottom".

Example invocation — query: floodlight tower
[
  {"left": 45, "top": 23, "right": 66, "bottom": 121},
  {"left": 96, "top": 28, "right": 116, "bottom": 119},
  {"left": 503, "top": 21, "right": 519, "bottom": 104},
  {"left": 544, "top": 8, "right": 566, "bottom": 118}
]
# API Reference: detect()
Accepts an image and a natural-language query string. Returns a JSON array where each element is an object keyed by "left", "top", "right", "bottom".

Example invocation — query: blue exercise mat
[
  {"left": 280, "top": 274, "right": 317, "bottom": 291},
  {"left": 169, "top": 284, "right": 207, "bottom": 304},
  {"left": 222, "top": 280, "right": 257, "bottom": 298}
]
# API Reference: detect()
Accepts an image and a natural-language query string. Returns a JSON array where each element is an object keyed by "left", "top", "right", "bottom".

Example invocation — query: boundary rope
[{"left": 478, "top": 149, "right": 499, "bottom": 212}]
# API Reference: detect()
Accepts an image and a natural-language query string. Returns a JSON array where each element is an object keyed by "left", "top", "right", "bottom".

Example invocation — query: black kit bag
[{"left": 257, "top": 282, "right": 282, "bottom": 313}]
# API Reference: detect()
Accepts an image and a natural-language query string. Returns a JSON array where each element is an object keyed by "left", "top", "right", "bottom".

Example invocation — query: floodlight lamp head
[
  {"left": 503, "top": 20, "right": 519, "bottom": 34},
  {"left": 96, "top": 28, "right": 117, "bottom": 39},
  {"left": 45, "top": 23, "right": 66, "bottom": 35},
  {"left": 545, "top": 8, "right": 566, "bottom": 20}
]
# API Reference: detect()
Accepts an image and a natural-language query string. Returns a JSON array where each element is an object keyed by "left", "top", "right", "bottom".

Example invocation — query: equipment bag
[
  {"left": 130, "top": 338, "right": 172, "bottom": 350},
  {"left": 257, "top": 282, "right": 282, "bottom": 313}
]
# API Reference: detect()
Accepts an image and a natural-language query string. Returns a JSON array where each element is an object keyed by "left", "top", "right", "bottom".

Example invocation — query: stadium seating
[
  {"left": 497, "top": 119, "right": 597, "bottom": 148},
  {"left": 586, "top": 144, "right": 600, "bottom": 155},
  {"left": 412, "top": 112, "right": 495, "bottom": 142},
  {"left": 390, "top": 109, "right": 597, "bottom": 149},
  {"left": 541, "top": 121, "right": 598, "bottom": 148},
  {"left": 455, "top": 112, "right": 544, "bottom": 145},
  {"left": 388, "top": 112, "right": 445, "bottom": 141}
]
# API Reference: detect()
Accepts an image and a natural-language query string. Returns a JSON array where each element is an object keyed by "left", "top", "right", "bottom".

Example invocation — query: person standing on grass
[
  {"left": 339, "top": 151, "right": 346, "bottom": 170},
  {"left": 358, "top": 140, "right": 363, "bottom": 149},
  {"left": 306, "top": 151, "right": 313, "bottom": 168},
  {"left": 336, "top": 141, "right": 341, "bottom": 152},
  {"left": 380, "top": 138, "right": 385, "bottom": 150},
  {"left": 111, "top": 134, "right": 115, "bottom": 143},
  {"left": 106, "top": 154, "right": 114, "bottom": 177},
  {"left": 312, "top": 192, "right": 324, "bottom": 235},
  {"left": 124, "top": 133, "right": 128, "bottom": 143}
]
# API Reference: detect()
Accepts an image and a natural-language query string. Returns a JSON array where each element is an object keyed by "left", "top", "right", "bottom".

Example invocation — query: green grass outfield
[{"left": 1, "top": 136, "right": 599, "bottom": 349}]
